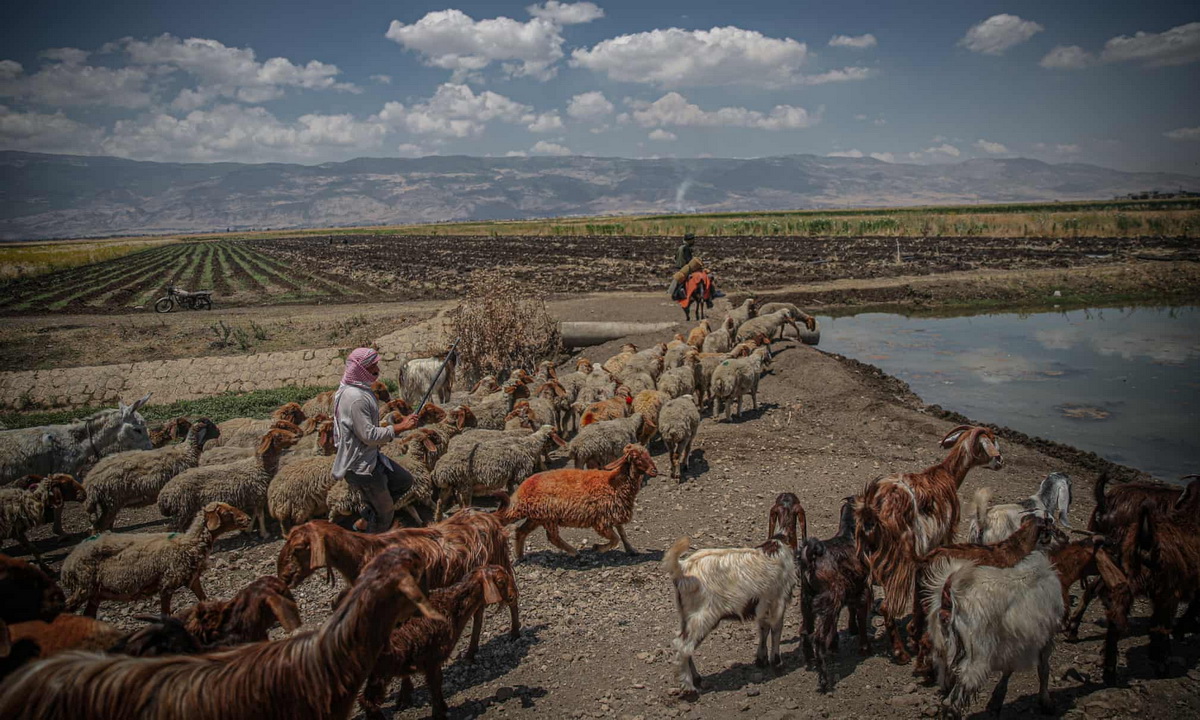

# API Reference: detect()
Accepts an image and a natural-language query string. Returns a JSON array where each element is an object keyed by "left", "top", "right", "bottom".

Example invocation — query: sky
[{"left": 1, "top": 1, "right": 1198, "bottom": 173}]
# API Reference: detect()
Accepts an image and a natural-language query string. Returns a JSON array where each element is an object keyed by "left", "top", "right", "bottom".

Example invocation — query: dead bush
[{"left": 447, "top": 271, "right": 561, "bottom": 382}]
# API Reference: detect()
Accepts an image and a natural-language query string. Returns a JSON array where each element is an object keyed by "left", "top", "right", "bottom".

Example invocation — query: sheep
[
  {"left": 302, "top": 381, "right": 391, "bottom": 418},
  {"left": 622, "top": 346, "right": 667, "bottom": 381},
  {"left": 399, "top": 351, "right": 458, "bottom": 407},
  {"left": 967, "top": 471, "right": 1073, "bottom": 543},
  {"left": 149, "top": 417, "right": 192, "bottom": 448},
  {"left": 0, "top": 476, "right": 75, "bottom": 569},
  {"left": 209, "top": 402, "right": 306, "bottom": 448},
  {"left": 579, "top": 385, "right": 633, "bottom": 427},
  {"left": 0, "top": 394, "right": 153, "bottom": 483},
  {"left": 725, "top": 298, "right": 757, "bottom": 332},
  {"left": 701, "top": 317, "right": 736, "bottom": 354},
  {"left": 756, "top": 302, "right": 818, "bottom": 339},
  {"left": 158, "top": 429, "right": 299, "bottom": 537},
  {"left": 324, "top": 443, "right": 436, "bottom": 530},
  {"left": 5, "top": 614, "right": 204, "bottom": 664},
  {"left": 532, "top": 380, "right": 571, "bottom": 434},
  {"left": 4, "top": 473, "right": 86, "bottom": 538},
  {"left": 631, "top": 390, "right": 670, "bottom": 445},
  {"left": 615, "top": 369, "right": 657, "bottom": 396},
  {"left": 710, "top": 346, "right": 771, "bottom": 421},
  {"left": 276, "top": 510, "right": 519, "bottom": 660},
  {"left": 656, "top": 350, "right": 699, "bottom": 400},
  {"left": 0, "top": 546, "right": 440, "bottom": 720},
  {"left": 267, "top": 456, "right": 339, "bottom": 534},
  {"left": 432, "top": 425, "right": 566, "bottom": 520},
  {"left": 499, "top": 443, "right": 657, "bottom": 560},
  {"left": 601, "top": 343, "right": 638, "bottom": 376},
  {"left": 83, "top": 418, "right": 220, "bottom": 533},
  {"left": 568, "top": 413, "right": 643, "bottom": 470},
  {"left": 60, "top": 502, "right": 250, "bottom": 617},
  {"left": 854, "top": 424, "right": 1003, "bottom": 663},
  {"left": 1101, "top": 490, "right": 1200, "bottom": 684},
  {"left": 798, "top": 497, "right": 872, "bottom": 693},
  {"left": 924, "top": 552, "right": 1063, "bottom": 718},
  {"left": 735, "top": 309, "right": 806, "bottom": 344},
  {"left": 358, "top": 566, "right": 518, "bottom": 720},
  {"left": 686, "top": 319, "right": 711, "bottom": 349},
  {"left": 663, "top": 533, "right": 798, "bottom": 696},
  {"left": 659, "top": 395, "right": 700, "bottom": 481},
  {"left": 556, "top": 358, "right": 593, "bottom": 405},
  {"left": 469, "top": 379, "right": 531, "bottom": 430},
  {"left": 176, "top": 575, "right": 302, "bottom": 648}
]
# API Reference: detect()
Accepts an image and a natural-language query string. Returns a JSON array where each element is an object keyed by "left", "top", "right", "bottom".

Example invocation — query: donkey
[{"left": 0, "top": 394, "right": 153, "bottom": 482}]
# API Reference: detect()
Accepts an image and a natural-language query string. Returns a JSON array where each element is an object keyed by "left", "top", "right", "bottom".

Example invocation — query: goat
[
  {"left": 276, "top": 509, "right": 519, "bottom": 660},
  {"left": 398, "top": 351, "right": 458, "bottom": 407},
  {"left": 967, "top": 471, "right": 1072, "bottom": 543},
  {"left": 798, "top": 497, "right": 872, "bottom": 693},
  {"left": 767, "top": 492, "right": 807, "bottom": 550},
  {"left": 663, "top": 533, "right": 797, "bottom": 696},
  {"left": 0, "top": 547, "right": 441, "bottom": 720},
  {"left": 175, "top": 576, "right": 303, "bottom": 648},
  {"left": 854, "top": 424, "right": 1003, "bottom": 662},
  {"left": 925, "top": 552, "right": 1063, "bottom": 719}
]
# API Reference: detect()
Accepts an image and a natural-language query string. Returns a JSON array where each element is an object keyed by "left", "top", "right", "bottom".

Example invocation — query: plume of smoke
[{"left": 673, "top": 179, "right": 695, "bottom": 212}]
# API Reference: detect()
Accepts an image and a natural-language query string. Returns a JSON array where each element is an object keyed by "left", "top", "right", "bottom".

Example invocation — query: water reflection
[{"left": 817, "top": 306, "right": 1200, "bottom": 482}]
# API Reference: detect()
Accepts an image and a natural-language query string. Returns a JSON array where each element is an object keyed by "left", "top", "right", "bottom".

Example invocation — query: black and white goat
[{"left": 967, "top": 471, "right": 1072, "bottom": 544}]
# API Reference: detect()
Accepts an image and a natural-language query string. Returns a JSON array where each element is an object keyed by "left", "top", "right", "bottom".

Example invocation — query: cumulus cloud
[
  {"left": 648, "top": 128, "right": 676, "bottom": 141},
  {"left": 827, "top": 149, "right": 863, "bottom": 157},
  {"left": 39, "top": 47, "right": 90, "bottom": 65},
  {"left": 959, "top": 14, "right": 1043, "bottom": 55},
  {"left": 396, "top": 143, "right": 429, "bottom": 156},
  {"left": 527, "top": 111, "right": 564, "bottom": 132},
  {"left": 869, "top": 151, "right": 895, "bottom": 162},
  {"left": 627, "top": 92, "right": 819, "bottom": 130},
  {"left": 100, "top": 104, "right": 386, "bottom": 163},
  {"left": 1100, "top": 22, "right": 1200, "bottom": 67},
  {"left": 571, "top": 26, "right": 811, "bottom": 88},
  {"left": 1040, "top": 45, "right": 1095, "bottom": 69},
  {"left": 798, "top": 66, "right": 875, "bottom": 84},
  {"left": 1165, "top": 126, "right": 1200, "bottom": 140},
  {"left": 116, "top": 34, "right": 357, "bottom": 106},
  {"left": 0, "top": 58, "right": 152, "bottom": 108},
  {"left": 907, "top": 143, "right": 961, "bottom": 162},
  {"left": 566, "top": 90, "right": 614, "bottom": 121},
  {"left": 829, "top": 33, "right": 877, "bottom": 49},
  {"left": 974, "top": 139, "right": 1008, "bottom": 154},
  {"left": 370, "top": 74, "right": 392, "bottom": 84},
  {"left": 374, "top": 82, "right": 540, "bottom": 138},
  {"left": 0, "top": 104, "right": 105, "bottom": 153},
  {"left": 531, "top": 139, "right": 572, "bottom": 155},
  {"left": 386, "top": 9, "right": 564, "bottom": 81},
  {"left": 526, "top": 1, "right": 604, "bottom": 25}
]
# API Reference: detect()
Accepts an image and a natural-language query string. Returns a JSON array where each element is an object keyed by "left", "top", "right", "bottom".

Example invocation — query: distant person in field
[
  {"left": 332, "top": 348, "right": 419, "bottom": 533},
  {"left": 675, "top": 233, "right": 696, "bottom": 269}
]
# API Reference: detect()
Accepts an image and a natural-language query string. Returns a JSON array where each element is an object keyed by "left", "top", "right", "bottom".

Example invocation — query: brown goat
[
  {"left": 767, "top": 492, "right": 807, "bottom": 550},
  {"left": 5, "top": 614, "right": 202, "bottom": 667},
  {"left": 854, "top": 424, "right": 1003, "bottom": 663},
  {"left": 358, "top": 566, "right": 519, "bottom": 720},
  {"left": 910, "top": 516, "right": 1066, "bottom": 674},
  {"left": 149, "top": 417, "right": 192, "bottom": 448},
  {"left": 276, "top": 509, "right": 519, "bottom": 660},
  {"left": 798, "top": 497, "right": 872, "bottom": 693},
  {"left": 175, "top": 576, "right": 302, "bottom": 648},
  {"left": 0, "top": 547, "right": 440, "bottom": 720}
]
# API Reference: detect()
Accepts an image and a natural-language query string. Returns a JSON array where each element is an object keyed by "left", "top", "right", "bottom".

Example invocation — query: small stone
[
  {"left": 888, "top": 695, "right": 923, "bottom": 707},
  {"left": 903, "top": 683, "right": 918, "bottom": 694},
  {"left": 746, "top": 688, "right": 761, "bottom": 697},
  {"left": 496, "top": 687, "right": 515, "bottom": 701}
]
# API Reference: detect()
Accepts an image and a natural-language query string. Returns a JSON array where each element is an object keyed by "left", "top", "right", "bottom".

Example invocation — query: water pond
[{"left": 816, "top": 305, "right": 1200, "bottom": 482}]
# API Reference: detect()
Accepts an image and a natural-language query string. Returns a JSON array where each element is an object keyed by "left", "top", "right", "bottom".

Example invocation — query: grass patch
[{"left": 0, "top": 239, "right": 181, "bottom": 280}]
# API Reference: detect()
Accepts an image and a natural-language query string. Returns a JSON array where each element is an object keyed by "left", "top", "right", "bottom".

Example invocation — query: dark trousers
[{"left": 345, "top": 455, "right": 414, "bottom": 533}]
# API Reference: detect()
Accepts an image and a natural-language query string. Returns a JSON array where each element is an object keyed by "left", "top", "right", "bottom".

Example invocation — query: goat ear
[
  {"left": 131, "top": 393, "right": 152, "bottom": 412},
  {"left": 395, "top": 572, "right": 444, "bottom": 623},
  {"left": 266, "top": 595, "right": 303, "bottom": 632},
  {"left": 1175, "top": 479, "right": 1200, "bottom": 510},
  {"left": 481, "top": 573, "right": 504, "bottom": 604}
]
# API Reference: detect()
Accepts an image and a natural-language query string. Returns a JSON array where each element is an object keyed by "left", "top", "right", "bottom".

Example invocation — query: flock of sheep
[{"left": 0, "top": 295, "right": 1197, "bottom": 719}]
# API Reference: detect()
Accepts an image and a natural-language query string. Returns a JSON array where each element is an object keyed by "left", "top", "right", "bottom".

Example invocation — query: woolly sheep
[
  {"left": 725, "top": 298, "right": 757, "bottom": 332},
  {"left": 1, "top": 478, "right": 70, "bottom": 568},
  {"left": 568, "top": 413, "right": 643, "bottom": 470},
  {"left": 158, "top": 429, "right": 298, "bottom": 538},
  {"left": 710, "top": 347, "right": 770, "bottom": 421},
  {"left": 267, "top": 456, "right": 338, "bottom": 534},
  {"left": 433, "top": 425, "right": 565, "bottom": 520},
  {"left": 470, "top": 380, "right": 530, "bottom": 430},
  {"left": 209, "top": 403, "right": 306, "bottom": 448},
  {"left": 756, "top": 302, "right": 817, "bottom": 338},
  {"left": 735, "top": 310, "right": 802, "bottom": 343},
  {"left": 83, "top": 418, "right": 220, "bottom": 533},
  {"left": 656, "top": 351, "right": 699, "bottom": 400},
  {"left": 659, "top": 395, "right": 701, "bottom": 481},
  {"left": 60, "top": 502, "right": 250, "bottom": 616},
  {"left": 326, "top": 436, "right": 439, "bottom": 527},
  {"left": 631, "top": 390, "right": 670, "bottom": 446}
]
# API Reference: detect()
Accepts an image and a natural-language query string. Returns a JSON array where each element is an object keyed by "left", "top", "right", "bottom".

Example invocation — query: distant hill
[{"left": 1, "top": 151, "right": 1197, "bottom": 240}]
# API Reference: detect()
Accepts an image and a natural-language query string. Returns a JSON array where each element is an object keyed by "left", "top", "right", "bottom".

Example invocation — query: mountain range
[{"left": 2, "top": 151, "right": 1198, "bottom": 240}]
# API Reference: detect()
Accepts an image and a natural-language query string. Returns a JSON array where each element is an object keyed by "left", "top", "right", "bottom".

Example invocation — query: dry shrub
[{"left": 447, "top": 271, "right": 561, "bottom": 382}]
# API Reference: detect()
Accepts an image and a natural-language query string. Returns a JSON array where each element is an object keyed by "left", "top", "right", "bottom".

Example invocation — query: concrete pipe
[
  {"left": 560, "top": 321, "right": 679, "bottom": 348},
  {"left": 795, "top": 320, "right": 821, "bottom": 346}
]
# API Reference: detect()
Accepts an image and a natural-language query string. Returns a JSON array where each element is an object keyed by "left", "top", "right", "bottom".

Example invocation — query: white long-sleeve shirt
[{"left": 331, "top": 384, "right": 395, "bottom": 478}]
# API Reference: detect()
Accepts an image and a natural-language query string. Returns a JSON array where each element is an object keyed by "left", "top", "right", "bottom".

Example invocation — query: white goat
[
  {"left": 663, "top": 535, "right": 797, "bottom": 695},
  {"left": 398, "top": 352, "right": 457, "bottom": 407},
  {"left": 924, "top": 552, "right": 1063, "bottom": 719},
  {"left": 967, "top": 471, "right": 1072, "bottom": 544}
]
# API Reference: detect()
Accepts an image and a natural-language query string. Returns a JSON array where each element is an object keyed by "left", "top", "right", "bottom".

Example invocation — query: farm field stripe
[
  {"left": 221, "top": 243, "right": 270, "bottom": 295},
  {"left": 61, "top": 245, "right": 196, "bottom": 309},
  {"left": 208, "top": 243, "right": 235, "bottom": 295},
  {"left": 247, "top": 245, "right": 365, "bottom": 298},
  {"left": 122, "top": 243, "right": 210, "bottom": 309},
  {"left": 16, "top": 246, "right": 190, "bottom": 311},
  {"left": 225, "top": 243, "right": 306, "bottom": 294},
  {"left": 0, "top": 246, "right": 179, "bottom": 309}
]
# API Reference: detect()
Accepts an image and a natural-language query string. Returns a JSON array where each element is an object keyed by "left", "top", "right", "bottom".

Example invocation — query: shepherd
[
  {"left": 332, "top": 348, "right": 421, "bottom": 533},
  {"left": 668, "top": 234, "right": 719, "bottom": 320}
]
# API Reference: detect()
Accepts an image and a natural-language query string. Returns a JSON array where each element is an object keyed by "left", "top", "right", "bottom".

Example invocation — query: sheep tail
[{"left": 662, "top": 537, "right": 691, "bottom": 580}]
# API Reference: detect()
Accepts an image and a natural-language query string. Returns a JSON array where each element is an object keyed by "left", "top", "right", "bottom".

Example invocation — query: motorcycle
[{"left": 154, "top": 286, "right": 213, "bottom": 313}]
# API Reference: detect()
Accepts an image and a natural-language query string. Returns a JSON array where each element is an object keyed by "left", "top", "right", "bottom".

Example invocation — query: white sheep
[
  {"left": 701, "top": 317, "right": 736, "bottom": 354},
  {"left": 326, "top": 436, "right": 438, "bottom": 526},
  {"left": 82, "top": 418, "right": 220, "bottom": 533},
  {"left": 656, "top": 351, "right": 699, "bottom": 400},
  {"left": 924, "top": 552, "right": 1063, "bottom": 718},
  {"left": 756, "top": 302, "right": 817, "bottom": 339},
  {"left": 967, "top": 472, "right": 1072, "bottom": 544},
  {"left": 157, "top": 429, "right": 297, "bottom": 538},
  {"left": 735, "top": 309, "right": 802, "bottom": 343},
  {"left": 567, "top": 413, "right": 643, "bottom": 470},
  {"left": 725, "top": 298, "right": 757, "bottom": 333},
  {"left": 470, "top": 380, "right": 530, "bottom": 430},
  {"left": 60, "top": 501, "right": 250, "bottom": 616},
  {"left": 710, "top": 347, "right": 771, "bottom": 421},
  {"left": 267, "top": 456, "right": 338, "bottom": 534},
  {"left": 433, "top": 425, "right": 565, "bottom": 519},
  {"left": 663, "top": 535, "right": 798, "bottom": 695},
  {"left": 659, "top": 395, "right": 701, "bottom": 481}
]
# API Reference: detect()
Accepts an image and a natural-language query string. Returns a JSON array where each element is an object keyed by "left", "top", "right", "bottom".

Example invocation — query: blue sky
[{"left": 1, "top": 1, "right": 1197, "bottom": 173}]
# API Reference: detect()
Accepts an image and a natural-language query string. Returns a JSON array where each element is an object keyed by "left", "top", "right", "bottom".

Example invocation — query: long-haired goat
[
  {"left": 854, "top": 424, "right": 1003, "bottom": 662},
  {"left": 175, "top": 575, "right": 302, "bottom": 648},
  {"left": 967, "top": 471, "right": 1072, "bottom": 543},
  {"left": 0, "top": 547, "right": 441, "bottom": 720},
  {"left": 798, "top": 497, "right": 872, "bottom": 693},
  {"left": 663, "top": 533, "right": 797, "bottom": 696},
  {"left": 767, "top": 492, "right": 806, "bottom": 550},
  {"left": 925, "top": 551, "right": 1062, "bottom": 718}
]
